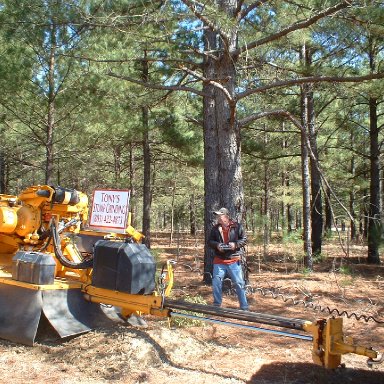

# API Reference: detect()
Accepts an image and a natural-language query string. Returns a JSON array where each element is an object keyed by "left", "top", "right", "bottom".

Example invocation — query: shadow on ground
[{"left": 248, "top": 362, "right": 384, "bottom": 384}]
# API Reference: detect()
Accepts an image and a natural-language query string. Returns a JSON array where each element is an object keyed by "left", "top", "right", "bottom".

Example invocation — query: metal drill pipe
[
  {"left": 170, "top": 311, "right": 313, "bottom": 341},
  {"left": 163, "top": 299, "right": 310, "bottom": 331}
]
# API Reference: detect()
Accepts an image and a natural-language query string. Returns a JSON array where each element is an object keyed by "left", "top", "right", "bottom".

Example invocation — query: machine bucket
[{"left": 0, "top": 284, "right": 121, "bottom": 346}]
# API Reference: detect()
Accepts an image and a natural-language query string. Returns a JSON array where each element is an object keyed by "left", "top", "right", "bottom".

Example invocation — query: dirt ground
[{"left": 1, "top": 234, "right": 384, "bottom": 384}]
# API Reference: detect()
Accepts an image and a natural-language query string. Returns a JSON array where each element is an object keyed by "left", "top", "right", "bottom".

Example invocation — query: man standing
[{"left": 208, "top": 208, "right": 249, "bottom": 310}]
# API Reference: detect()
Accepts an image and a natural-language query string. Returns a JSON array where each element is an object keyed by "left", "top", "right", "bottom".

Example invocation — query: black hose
[{"left": 51, "top": 219, "right": 93, "bottom": 269}]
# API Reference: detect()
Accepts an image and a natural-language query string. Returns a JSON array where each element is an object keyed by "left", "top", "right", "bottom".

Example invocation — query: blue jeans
[{"left": 212, "top": 261, "right": 248, "bottom": 310}]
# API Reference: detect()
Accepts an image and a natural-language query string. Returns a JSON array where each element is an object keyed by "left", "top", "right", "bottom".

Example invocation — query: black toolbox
[{"left": 12, "top": 251, "right": 56, "bottom": 285}]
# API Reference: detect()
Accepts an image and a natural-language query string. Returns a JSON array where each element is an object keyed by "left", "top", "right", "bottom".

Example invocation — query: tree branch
[
  {"left": 245, "top": 151, "right": 301, "bottom": 161},
  {"left": 233, "top": 1, "right": 353, "bottom": 56},
  {"left": 181, "top": 66, "right": 235, "bottom": 104},
  {"left": 237, "top": 0, "right": 269, "bottom": 21},
  {"left": 237, "top": 72, "right": 384, "bottom": 100},
  {"left": 106, "top": 71, "right": 207, "bottom": 97},
  {"left": 181, "top": 0, "right": 230, "bottom": 46}
]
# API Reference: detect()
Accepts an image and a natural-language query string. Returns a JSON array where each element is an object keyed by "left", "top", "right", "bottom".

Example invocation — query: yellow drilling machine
[{"left": 0, "top": 185, "right": 382, "bottom": 370}]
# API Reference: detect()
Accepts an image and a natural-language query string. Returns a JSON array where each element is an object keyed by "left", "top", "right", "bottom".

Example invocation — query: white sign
[{"left": 89, "top": 189, "right": 130, "bottom": 233}]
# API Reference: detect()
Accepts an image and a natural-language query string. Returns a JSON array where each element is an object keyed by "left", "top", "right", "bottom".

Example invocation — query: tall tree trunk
[
  {"left": 129, "top": 142, "right": 137, "bottom": 228},
  {"left": 113, "top": 145, "right": 122, "bottom": 183},
  {"left": 301, "top": 131, "right": 312, "bottom": 268},
  {"left": 296, "top": 210, "right": 302, "bottom": 230},
  {"left": 281, "top": 123, "right": 287, "bottom": 234},
  {"left": 275, "top": 208, "right": 280, "bottom": 231},
  {"left": 142, "top": 53, "right": 151, "bottom": 248},
  {"left": 303, "top": 46, "right": 322, "bottom": 255},
  {"left": 280, "top": 201, "right": 285, "bottom": 233},
  {"left": 286, "top": 172, "right": 294, "bottom": 232},
  {"left": 367, "top": 97, "right": 381, "bottom": 264},
  {"left": 366, "top": 37, "right": 381, "bottom": 263},
  {"left": 362, "top": 186, "right": 368, "bottom": 239},
  {"left": 381, "top": 167, "right": 384, "bottom": 242},
  {"left": 190, "top": 193, "right": 196, "bottom": 236},
  {"left": 45, "top": 23, "right": 56, "bottom": 185},
  {"left": 308, "top": 90, "right": 322, "bottom": 254},
  {"left": 142, "top": 104, "right": 151, "bottom": 248},
  {"left": 349, "top": 133, "right": 356, "bottom": 240},
  {"left": 325, "top": 186, "right": 332, "bottom": 233},
  {"left": 142, "top": 106, "right": 151, "bottom": 248},
  {"left": 301, "top": 80, "right": 313, "bottom": 270},
  {"left": 202, "top": 1, "right": 244, "bottom": 283},
  {"left": 250, "top": 201, "right": 256, "bottom": 234},
  {"left": 263, "top": 126, "right": 270, "bottom": 256},
  {"left": 287, "top": 204, "right": 294, "bottom": 232},
  {"left": 170, "top": 181, "right": 176, "bottom": 245},
  {"left": 263, "top": 156, "right": 270, "bottom": 258},
  {"left": 349, "top": 190, "right": 356, "bottom": 240}
]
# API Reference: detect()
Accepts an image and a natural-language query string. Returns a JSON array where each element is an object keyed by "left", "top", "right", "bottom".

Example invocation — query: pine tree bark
[
  {"left": 301, "top": 81, "right": 313, "bottom": 270},
  {"left": 302, "top": 46, "right": 322, "bottom": 255},
  {"left": 281, "top": 124, "right": 288, "bottom": 233},
  {"left": 170, "top": 181, "right": 176, "bottom": 245},
  {"left": 263, "top": 154, "right": 270, "bottom": 258},
  {"left": 325, "top": 186, "right": 332, "bottom": 233},
  {"left": 113, "top": 145, "right": 122, "bottom": 182},
  {"left": 141, "top": 54, "right": 151, "bottom": 248},
  {"left": 367, "top": 36, "right": 381, "bottom": 264},
  {"left": 286, "top": 172, "right": 294, "bottom": 232},
  {"left": 362, "top": 186, "right": 368, "bottom": 239},
  {"left": 142, "top": 104, "right": 151, "bottom": 248},
  {"left": 367, "top": 97, "right": 381, "bottom": 264},
  {"left": 189, "top": 194, "right": 196, "bottom": 236},
  {"left": 45, "top": 23, "right": 56, "bottom": 185},
  {"left": 308, "top": 89, "right": 323, "bottom": 255},
  {"left": 349, "top": 190, "right": 356, "bottom": 240},
  {"left": 349, "top": 133, "right": 356, "bottom": 240},
  {"left": 129, "top": 142, "right": 137, "bottom": 228},
  {"left": 287, "top": 204, "right": 294, "bottom": 232}
]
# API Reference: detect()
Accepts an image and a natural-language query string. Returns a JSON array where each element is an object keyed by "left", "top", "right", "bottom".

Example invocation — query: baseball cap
[{"left": 213, "top": 207, "right": 229, "bottom": 216}]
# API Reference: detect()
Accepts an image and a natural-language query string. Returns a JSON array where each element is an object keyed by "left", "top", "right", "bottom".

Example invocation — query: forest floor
[{"left": 1, "top": 232, "right": 384, "bottom": 384}]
